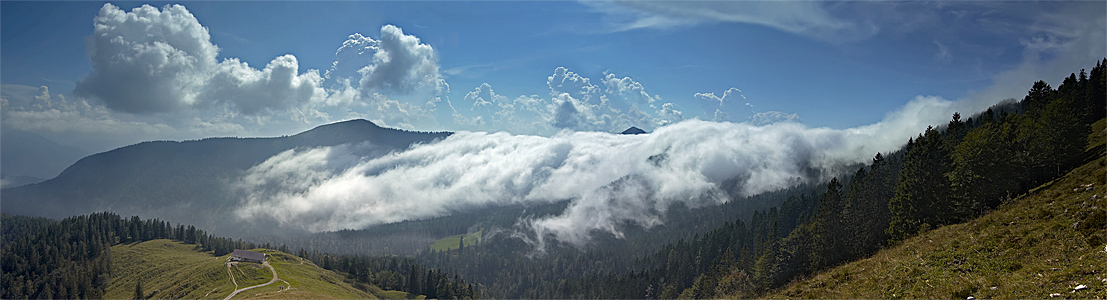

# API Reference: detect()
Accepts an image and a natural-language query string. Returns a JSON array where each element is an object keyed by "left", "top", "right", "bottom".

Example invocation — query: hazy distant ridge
[{"left": 1, "top": 119, "right": 449, "bottom": 236}]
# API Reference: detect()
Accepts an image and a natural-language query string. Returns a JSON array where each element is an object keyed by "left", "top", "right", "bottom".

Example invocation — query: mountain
[
  {"left": 771, "top": 154, "right": 1106, "bottom": 299},
  {"left": 0, "top": 130, "right": 90, "bottom": 184},
  {"left": 0, "top": 119, "right": 450, "bottom": 236},
  {"left": 0, "top": 174, "right": 47, "bottom": 189},
  {"left": 619, "top": 126, "right": 647, "bottom": 135}
]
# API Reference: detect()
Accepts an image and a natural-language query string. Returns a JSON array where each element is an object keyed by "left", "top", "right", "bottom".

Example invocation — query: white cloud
[
  {"left": 75, "top": 3, "right": 216, "bottom": 113},
  {"left": 467, "top": 83, "right": 505, "bottom": 110},
  {"left": 452, "top": 68, "right": 676, "bottom": 134},
  {"left": 47, "top": 3, "right": 461, "bottom": 146},
  {"left": 548, "top": 67, "right": 602, "bottom": 105},
  {"left": 323, "top": 25, "right": 453, "bottom": 131},
  {"left": 656, "top": 102, "right": 683, "bottom": 126},
  {"left": 602, "top": 71, "right": 660, "bottom": 106},
  {"left": 603, "top": 1, "right": 877, "bottom": 41},
  {"left": 201, "top": 55, "right": 326, "bottom": 114},
  {"left": 693, "top": 87, "right": 746, "bottom": 122},
  {"left": 933, "top": 40, "right": 952, "bottom": 64},
  {"left": 0, "top": 84, "right": 247, "bottom": 151},
  {"left": 464, "top": 83, "right": 512, "bottom": 127},
  {"left": 75, "top": 3, "right": 326, "bottom": 115},
  {"left": 2, "top": 85, "right": 173, "bottom": 136},
  {"left": 963, "top": 3, "right": 1107, "bottom": 110},
  {"left": 751, "top": 111, "right": 800, "bottom": 126},
  {"left": 326, "top": 33, "right": 379, "bottom": 82},
  {"left": 233, "top": 115, "right": 925, "bottom": 246},
  {"left": 358, "top": 25, "right": 447, "bottom": 96},
  {"left": 53, "top": 3, "right": 459, "bottom": 142}
]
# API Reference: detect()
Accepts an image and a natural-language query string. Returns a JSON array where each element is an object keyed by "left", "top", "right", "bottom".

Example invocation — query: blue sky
[{"left": 2, "top": 1, "right": 1104, "bottom": 152}]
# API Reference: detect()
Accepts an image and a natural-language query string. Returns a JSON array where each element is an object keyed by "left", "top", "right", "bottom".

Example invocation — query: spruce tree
[{"left": 133, "top": 280, "right": 144, "bottom": 300}]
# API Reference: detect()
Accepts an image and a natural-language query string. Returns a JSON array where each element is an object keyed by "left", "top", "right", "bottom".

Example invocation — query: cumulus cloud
[
  {"left": 67, "top": 3, "right": 461, "bottom": 138},
  {"left": 75, "top": 3, "right": 215, "bottom": 113},
  {"left": 602, "top": 71, "right": 660, "bottom": 107},
  {"left": 453, "top": 67, "right": 681, "bottom": 134},
  {"left": 694, "top": 87, "right": 747, "bottom": 122},
  {"left": 75, "top": 3, "right": 326, "bottom": 115},
  {"left": 326, "top": 33, "right": 378, "bottom": 82},
  {"left": 548, "top": 67, "right": 602, "bottom": 105},
  {"left": 201, "top": 55, "right": 325, "bottom": 114},
  {"left": 656, "top": 103, "right": 684, "bottom": 126},
  {"left": 49, "top": 3, "right": 462, "bottom": 147},
  {"left": 358, "top": 25, "right": 447, "bottom": 96},
  {"left": 323, "top": 25, "right": 453, "bottom": 131}
]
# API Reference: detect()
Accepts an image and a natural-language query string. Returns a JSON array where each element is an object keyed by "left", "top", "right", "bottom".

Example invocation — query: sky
[
  {"left": 3, "top": 1, "right": 1103, "bottom": 153},
  {"left": 2, "top": 1, "right": 1105, "bottom": 244}
]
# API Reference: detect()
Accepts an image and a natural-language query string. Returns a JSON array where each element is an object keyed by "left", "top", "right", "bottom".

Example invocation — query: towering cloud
[
  {"left": 54, "top": 3, "right": 456, "bottom": 144},
  {"left": 75, "top": 3, "right": 325, "bottom": 115},
  {"left": 360, "top": 25, "right": 446, "bottom": 95},
  {"left": 324, "top": 25, "right": 453, "bottom": 130}
]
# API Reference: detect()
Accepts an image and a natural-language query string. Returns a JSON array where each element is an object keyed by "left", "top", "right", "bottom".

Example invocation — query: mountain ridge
[
  {"left": 620, "top": 126, "right": 647, "bottom": 135},
  {"left": 1, "top": 119, "right": 451, "bottom": 237},
  {"left": 0, "top": 130, "right": 90, "bottom": 182}
]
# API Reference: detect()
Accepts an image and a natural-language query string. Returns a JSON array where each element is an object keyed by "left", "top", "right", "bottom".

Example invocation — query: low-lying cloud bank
[{"left": 233, "top": 95, "right": 968, "bottom": 247}]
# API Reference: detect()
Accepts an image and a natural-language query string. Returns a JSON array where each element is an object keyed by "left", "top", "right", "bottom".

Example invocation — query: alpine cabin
[{"left": 230, "top": 249, "right": 266, "bottom": 263}]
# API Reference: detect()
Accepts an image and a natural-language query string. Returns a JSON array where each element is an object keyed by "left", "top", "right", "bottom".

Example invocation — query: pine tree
[
  {"left": 133, "top": 280, "right": 144, "bottom": 300},
  {"left": 888, "top": 127, "right": 954, "bottom": 242},
  {"left": 407, "top": 263, "right": 420, "bottom": 295},
  {"left": 458, "top": 237, "right": 465, "bottom": 254}
]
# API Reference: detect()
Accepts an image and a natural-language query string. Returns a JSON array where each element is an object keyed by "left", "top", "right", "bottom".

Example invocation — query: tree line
[{"left": 296, "top": 250, "right": 480, "bottom": 299}]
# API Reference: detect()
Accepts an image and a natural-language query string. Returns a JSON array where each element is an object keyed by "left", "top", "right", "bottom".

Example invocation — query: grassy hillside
[
  {"left": 770, "top": 153, "right": 1106, "bottom": 298},
  {"left": 430, "top": 229, "right": 482, "bottom": 252},
  {"left": 104, "top": 239, "right": 394, "bottom": 299}
]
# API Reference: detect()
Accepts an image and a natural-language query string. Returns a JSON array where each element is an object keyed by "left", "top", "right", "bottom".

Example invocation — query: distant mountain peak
[
  {"left": 620, "top": 126, "right": 647, "bottom": 135},
  {"left": 311, "top": 119, "right": 380, "bottom": 131}
]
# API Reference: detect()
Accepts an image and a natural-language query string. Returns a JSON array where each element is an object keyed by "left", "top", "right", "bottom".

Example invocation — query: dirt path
[{"left": 223, "top": 261, "right": 277, "bottom": 300}]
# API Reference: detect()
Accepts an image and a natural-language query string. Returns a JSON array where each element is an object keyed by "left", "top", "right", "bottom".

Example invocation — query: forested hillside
[
  {"left": 773, "top": 147, "right": 1105, "bottom": 298},
  {"left": 409, "top": 60, "right": 1105, "bottom": 299},
  {"left": 595, "top": 59, "right": 1105, "bottom": 299}
]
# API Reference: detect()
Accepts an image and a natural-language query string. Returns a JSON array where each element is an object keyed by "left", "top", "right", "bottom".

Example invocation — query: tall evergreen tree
[
  {"left": 888, "top": 127, "right": 954, "bottom": 242},
  {"left": 133, "top": 280, "right": 144, "bottom": 300}
]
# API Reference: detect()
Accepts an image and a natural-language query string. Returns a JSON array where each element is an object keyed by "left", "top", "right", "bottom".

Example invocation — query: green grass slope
[
  {"left": 430, "top": 229, "right": 482, "bottom": 252},
  {"left": 105, "top": 239, "right": 234, "bottom": 299},
  {"left": 104, "top": 239, "right": 389, "bottom": 299},
  {"left": 770, "top": 150, "right": 1106, "bottom": 297}
]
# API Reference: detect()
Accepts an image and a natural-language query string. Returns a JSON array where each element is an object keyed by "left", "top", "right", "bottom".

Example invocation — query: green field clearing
[
  {"left": 104, "top": 239, "right": 401, "bottom": 299},
  {"left": 430, "top": 229, "right": 482, "bottom": 252}
]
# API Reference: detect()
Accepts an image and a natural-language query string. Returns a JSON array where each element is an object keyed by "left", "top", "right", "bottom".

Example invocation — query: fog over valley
[{"left": 2, "top": 2, "right": 1104, "bottom": 299}]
